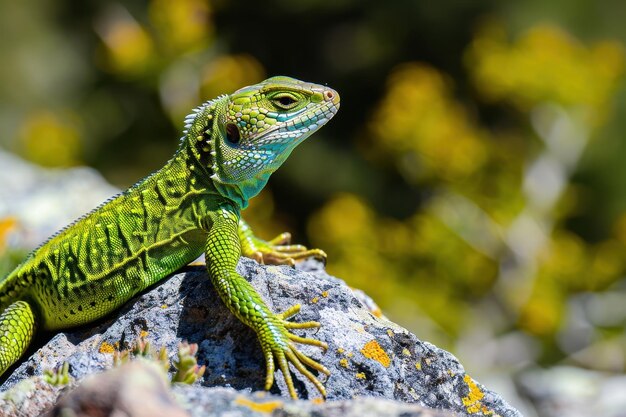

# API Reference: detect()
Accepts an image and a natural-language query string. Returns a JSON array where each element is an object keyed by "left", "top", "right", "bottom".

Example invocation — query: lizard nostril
[{"left": 325, "top": 91, "right": 334, "bottom": 100}]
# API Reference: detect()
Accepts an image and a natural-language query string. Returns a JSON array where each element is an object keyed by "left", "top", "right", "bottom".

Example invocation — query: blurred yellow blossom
[
  {"left": 466, "top": 22, "right": 625, "bottom": 121},
  {"left": 149, "top": 0, "right": 212, "bottom": 54},
  {"left": 518, "top": 281, "right": 564, "bottom": 336},
  {"left": 0, "top": 217, "right": 17, "bottom": 253},
  {"left": 200, "top": 54, "right": 266, "bottom": 100},
  {"left": 95, "top": 5, "right": 155, "bottom": 76},
  {"left": 367, "top": 61, "right": 526, "bottom": 224},
  {"left": 546, "top": 231, "right": 625, "bottom": 292},
  {"left": 521, "top": 228, "right": 626, "bottom": 336},
  {"left": 19, "top": 110, "right": 82, "bottom": 167},
  {"left": 409, "top": 210, "right": 497, "bottom": 298},
  {"left": 309, "top": 193, "right": 497, "bottom": 336},
  {"left": 309, "top": 194, "right": 402, "bottom": 302},
  {"left": 368, "top": 63, "right": 488, "bottom": 182}
]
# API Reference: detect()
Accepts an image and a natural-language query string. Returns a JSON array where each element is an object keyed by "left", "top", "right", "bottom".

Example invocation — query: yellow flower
[
  {"left": 368, "top": 63, "right": 488, "bottom": 181},
  {"left": 95, "top": 6, "right": 155, "bottom": 76},
  {"left": 466, "top": 22, "right": 625, "bottom": 120},
  {"left": 19, "top": 110, "right": 82, "bottom": 167},
  {"left": 149, "top": 0, "right": 213, "bottom": 54}
]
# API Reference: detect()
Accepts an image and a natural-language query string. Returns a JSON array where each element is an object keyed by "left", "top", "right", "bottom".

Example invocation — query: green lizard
[{"left": 0, "top": 76, "right": 340, "bottom": 398}]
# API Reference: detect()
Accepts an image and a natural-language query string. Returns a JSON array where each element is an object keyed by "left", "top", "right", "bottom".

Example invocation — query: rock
[
  {"left": 0, "top": 377, "right": 64, "bottom": 417},
  {"left": 5, "top": 364, "right": 457, "bottom": 417},
  {"left": 45, "top": 361, "right": 189, "bottom": 417},
  {"left": 516, "top": 365, "right": 626, "bottom": 417},
  {"left": 172, "top": 385, "right": 460, "bottom": 416},
  {"left": 0, "top": 258, "right": 522, "bottom": 416}
]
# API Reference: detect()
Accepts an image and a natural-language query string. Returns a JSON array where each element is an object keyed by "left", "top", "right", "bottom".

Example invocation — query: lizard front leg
[
  {"left": 205, "top": 208, "right": 329, "bottom": 398},
  {"left": 238, "top": 217, "right": 326, "bottom": 266}
]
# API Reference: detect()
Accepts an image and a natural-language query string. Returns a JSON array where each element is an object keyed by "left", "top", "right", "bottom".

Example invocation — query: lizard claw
[
  {"left": 259, "top": 304, "right": 329, "bottom": 399},
  {"left": 242, "top": 232, "right": 327, "bottom": 266},
  {"left": 268, "top": 232, "right": 292, "bottom": 246}
]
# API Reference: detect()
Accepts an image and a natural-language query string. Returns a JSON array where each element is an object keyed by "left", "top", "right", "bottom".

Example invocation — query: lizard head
[{"left": 185, "top": 76, "right": 340, "bottom": 208}]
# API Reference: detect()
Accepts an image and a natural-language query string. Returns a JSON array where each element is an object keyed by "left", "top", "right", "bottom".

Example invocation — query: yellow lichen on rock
[
  {"left": 360, "top": 340, "right": 391, "bottom": 368},
  {"left": 234, "top": 396, "right": 283, "bottom": 413},
  {"left": 462, "top": 374, "right": 494, "bottom": 415},
  {"left": 99, "top": 341, "right": 115, "bottom": 354}
]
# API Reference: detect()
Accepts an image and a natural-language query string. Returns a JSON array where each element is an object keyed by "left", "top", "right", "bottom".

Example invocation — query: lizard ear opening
[{"left": 225, "top": 123, "right": 241, "bottom": 145}]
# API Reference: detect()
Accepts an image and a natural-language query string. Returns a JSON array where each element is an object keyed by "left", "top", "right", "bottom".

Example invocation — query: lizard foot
[
  {"left": 260, "top": 304, "right": 329, "bottom": 399},
  {"left": 243, "top": 232, "right": 327, "bottom": 266}
]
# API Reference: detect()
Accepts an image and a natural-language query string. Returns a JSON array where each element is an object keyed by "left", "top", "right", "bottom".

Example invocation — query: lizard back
[{"left": 0, "top": 150, "right": 219, "bottom": 330}]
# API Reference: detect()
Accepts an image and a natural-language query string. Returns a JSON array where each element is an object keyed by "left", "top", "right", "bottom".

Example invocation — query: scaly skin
[{"left": 0, "top": 76, "right": 340, "bottom": 398}]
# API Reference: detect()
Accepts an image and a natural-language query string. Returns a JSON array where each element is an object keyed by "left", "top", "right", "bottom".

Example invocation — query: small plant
[
  {"left": 172, "top": 342, "right": 206, "bottom": 384},
  {"left": 113, "top": 336, "right": 204, "bottom": 385},
  {"left": 43, "top": 362, "right": 70, "bottom": 386}
]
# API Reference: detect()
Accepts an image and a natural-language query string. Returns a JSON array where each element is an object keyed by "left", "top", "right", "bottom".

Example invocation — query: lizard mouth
[{"left": 251, "top": 98, "right": 340, "bottom": 147}]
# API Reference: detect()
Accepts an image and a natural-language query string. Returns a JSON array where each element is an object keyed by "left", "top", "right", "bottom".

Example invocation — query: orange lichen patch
[
  {"left": 339, "top": 358, "right": 349, "bottom": 368},
  {"left": 371, "top": 307, "right": 383, "bottom": 318},
  {"left": 356, "top": 372, "right": 366, "bottom": 380},
  {"left": 360, "top": 340, "right": 391, "bottom": 368},
  {"left": 311, "top": 297, "right": 319, "bottom": 304},
  {"left": 140, "top": 330, "right": 149, "bottom": 338},
  {"left": 462, "top": 374, "right": 494, "bottom": 415},
  {"left": 311, "top": 397, "right": 325, "bottom": 405},
  {"left": 99, "top": 341, "right": 115, "bottom": 354},
  {"left": 415, "top": 361, "right": 422, "bottom": 370},
  {"left": 347, "top": 352, "right": 353, "bottom": 358},
  {"left": 402, "top": 348, "right": 411, "bottom": 357},
  {"left": 337, "top": 348, "right": 345, "bottom": 354},
  {"left": 234, "top": 396, "right": 283, "bottom": 413},
  {"left": 386, "top": 329, "right": 394, "bottom": 338},
  {"left": 321, "top": 291, "right": 329, "bottom": 298},
  {"left": 0, "top": 217, "right": 17, "bottom": 249},
  {"left": 482, "top": 405, "right": 495, "bottom": 415},
  {"left": 161, "top": 304, "right": 168, "bottom": 309}
]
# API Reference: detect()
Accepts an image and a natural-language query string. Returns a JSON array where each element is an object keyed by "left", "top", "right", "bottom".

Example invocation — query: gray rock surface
[
  {"left": 173, "top": 385, "right": 461, "bottom": 417},
  {"left": 0, "top": 258, "right": 522, "bottom": 416},
  {"left": 2, "top": 364, "right": 460, "bottom": 417}
]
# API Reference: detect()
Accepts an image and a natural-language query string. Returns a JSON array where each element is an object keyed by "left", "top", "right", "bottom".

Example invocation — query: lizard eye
[
  {"left": 225, "top": 123, "right": 240, "bottom": 145},
  {"left": 271, "top": 93, "right": 299, "bottom": 110}
]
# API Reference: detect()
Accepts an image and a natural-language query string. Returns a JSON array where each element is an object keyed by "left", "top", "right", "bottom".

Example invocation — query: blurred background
[{"left": 1, "top": 1, "right": 626, "bottom": 415}]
